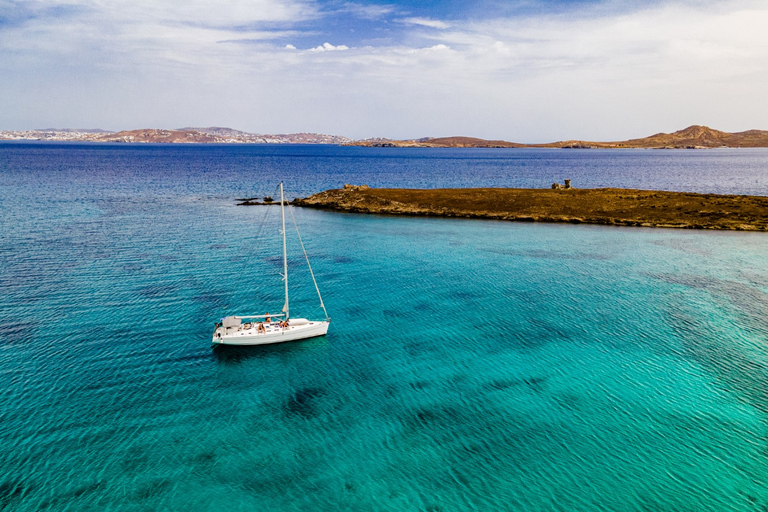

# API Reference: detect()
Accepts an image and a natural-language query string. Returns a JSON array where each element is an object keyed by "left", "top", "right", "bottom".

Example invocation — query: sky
[{"left": 1, "top": 0, "right": 767, "bottom": 141}]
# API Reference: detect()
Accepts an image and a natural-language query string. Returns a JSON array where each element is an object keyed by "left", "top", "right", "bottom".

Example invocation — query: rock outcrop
[
  {"left": 292, "top": 186, "right": 768, "bottom": 231},
  {"left": 345, "top": 126, "right": 768, "bottom": 149},
  {"left": 0, "top": 128, "right": 353, "bottom": 144}
]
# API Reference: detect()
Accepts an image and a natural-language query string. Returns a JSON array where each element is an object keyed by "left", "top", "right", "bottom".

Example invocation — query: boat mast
[{"left": 280, "top": 182, "right": 289, "bottom": 319}]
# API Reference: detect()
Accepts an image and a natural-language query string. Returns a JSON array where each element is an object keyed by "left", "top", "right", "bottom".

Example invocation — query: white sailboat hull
[
  {"left": 212, "top": 320, "right": 329, "bottom": 346},
  {"left": 211, "top": 182, "right": 331, "bottom": 348}
]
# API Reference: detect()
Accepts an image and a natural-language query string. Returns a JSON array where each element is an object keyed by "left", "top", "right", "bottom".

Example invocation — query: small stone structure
[
  {"left": 343, "top": 184, "right": 370, "bottom": 191},
  {"left": 551, "top": 179, "right": 572, "bottom": 190}
]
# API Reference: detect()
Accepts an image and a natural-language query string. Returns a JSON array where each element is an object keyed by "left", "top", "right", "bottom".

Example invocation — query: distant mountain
[
  {"left": 3, "top": 125, "right": 768, "bottom": 147},
  {"left": 349, "top": 136, "right": 525, "bottom": 148},
  {"left": 612, "top": 125, "right": 768, "bottom": 148},
  {"left": 35, "top": 128, "right": 114, "bottom": 133},
  {"left": 178, "top": 128, "right": 352, "bottom": 144},
  {"left": 95, "top": 129, "right": 218, "bottom": 143},
  {"left": 420, "top": 136, "right": 525, "bottom": 148},
  {"left": 348, "top": 126, "right": 768, "bottom": 149},
  {"left": 541, "top": 125, "right": 768, "bottom": 149},
  {"left": 274, "top": 132, "right": 353, "bottom": 144},
  {"left": 179, "top": 127, "right": 252, "bottom": 137},
  {"left": 0, "top": 127, "right": 352, "bottom": 144}
]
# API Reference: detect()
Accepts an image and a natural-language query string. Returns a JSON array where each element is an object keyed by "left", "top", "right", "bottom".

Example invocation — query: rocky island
[
  {"left": 348, "top": 125, "right": 768, "bottom": 149},
  {"left": 0, "top": 127, "right": 352, "bottom": 144},
  {"left": 292, "top": 185, "right": 768, "bottom": 231},
  {"left": 4, "top": 124, "right": 768, "bottom": 148}
]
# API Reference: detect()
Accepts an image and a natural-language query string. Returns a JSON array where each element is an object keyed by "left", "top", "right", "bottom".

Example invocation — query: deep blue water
[{"left": 1, "top": 143, "right": 768, "bottom": 511}]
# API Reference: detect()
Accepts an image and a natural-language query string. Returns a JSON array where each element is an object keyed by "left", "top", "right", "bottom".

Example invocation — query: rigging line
[
  {"left": 240, "top": 183, "right": 279, "bottom": 286},
  {"left": 287, "top": 200, "right": 329, "bottom": 321},
  {"left": 251, "top": 184, "right": 278, "bottom": 250}
]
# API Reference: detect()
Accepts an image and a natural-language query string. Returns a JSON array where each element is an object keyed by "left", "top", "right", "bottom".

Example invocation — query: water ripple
[{"left": 3, "top": 145, "right": 768, "bottom": 510}]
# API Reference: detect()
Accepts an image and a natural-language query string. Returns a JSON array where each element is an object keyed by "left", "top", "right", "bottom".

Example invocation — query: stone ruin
[
  {"left": 551, "top": 179, "right": 572, "bottom": 190},
  {"left": 343, "top": 184, "right": 370, "bottom": 191}
]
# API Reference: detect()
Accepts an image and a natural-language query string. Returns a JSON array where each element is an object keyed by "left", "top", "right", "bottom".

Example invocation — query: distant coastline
[
  {"left": 291, "top": 185, "right": 768, "bottom": 231},
  {"left": 347, "top": 126, "right": 768, "bottom": 149},
  {"left": 3, "top": 125, "right": 768, "bottom": 148},
  {"left": 0, "top": 127, "right": 352, "bottom": 145}
]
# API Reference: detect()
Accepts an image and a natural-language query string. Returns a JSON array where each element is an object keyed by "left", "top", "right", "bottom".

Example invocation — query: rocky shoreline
[
  {"left": 346, "top": 126, "right": 768, "bottom": 149},
  {"left": 290, "top": 185, "right": 768, "bottom": 231},
  {"left": 5, "top": 125, "right": 768, "bottom": 148}
]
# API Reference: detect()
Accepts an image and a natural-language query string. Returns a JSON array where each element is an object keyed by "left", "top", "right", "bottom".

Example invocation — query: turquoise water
[{"left": 2, "top": 143, "right": 768, "bottom": 510}]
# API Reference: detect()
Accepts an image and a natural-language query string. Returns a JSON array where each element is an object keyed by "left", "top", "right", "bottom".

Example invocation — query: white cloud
[
  {"left": 398, "top": 17, "right": 451, "bottom": 29},
  {"left": 337, "top": 2, "right": 395, "bottom": 19},
  {"left": 0, "top": 0, "right": 316, "bottom": 60},
  {"left": 23, "top": 0, "right": 317, "bottom": 26},
  {"left": 1, "top": 0, "right": 767, "bottom": 140},
  {"left": 406, "top": 44, "right": 450, "bottom": 54},
  {"left": 449, "top": 1, "right": 768, "bottom": 86},
  {"left": 309, "top": 42, "right": 350, "bottom": 52}
]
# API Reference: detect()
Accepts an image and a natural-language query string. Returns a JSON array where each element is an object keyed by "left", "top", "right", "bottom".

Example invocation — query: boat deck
[{"left": 212, "top": 319, "right": 329, "bottom": 346}]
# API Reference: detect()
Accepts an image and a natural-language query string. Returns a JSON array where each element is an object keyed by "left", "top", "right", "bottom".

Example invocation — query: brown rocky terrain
[
  {"left": 348, "top": 125, "right": 768, "bottom": 149},
  {"left": 353, "top": 136, "right": 526, "bottom": 148},
  {"left": 180, "top": 128, "right": 352, "bottom": 144},
  {"left": 292, "top": 185, "right": 768, "bottom": 231},
  {"left": 0, "top": 128, "right": 352, "bottom": 144},
  {"left": 543, "top": 125, "right": 768, "bottom": 149},
  {"left": 95, "top": 129, "right": 218, "bottom": 143},
  {"left": 4, "top": 125, "right": 767, "bottom": 147}
]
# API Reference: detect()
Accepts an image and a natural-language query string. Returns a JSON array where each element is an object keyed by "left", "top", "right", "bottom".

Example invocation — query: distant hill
[
  {"left": 541, "top": 125, "right": 768, "bottom": 149},
  {"left": 273, "top": 132, "right": 354, "bottom": 144},
  {"left": 348, "top": 126, "right": 768, "bottom": 149},
  {"left": 35, "top": 128, "right": 114, "bottom": 133},
  {"left": 177, "top": 128, "right": 352, "bottom": 144},
  {"left": 421, "top": 136, "right": 525, "bottom": 148},
  {"left": 3, "top": 125, "right": 768, "bottom": 147},
  {"left": 0, "top": 127, "right": 352, "bottom": 144},
  {"left": 179, "top": 126, "right": 252, "bottom": 137},
  {"left": 95, "top": 129, "right": 218, "bottom": 143},
  {"left": 350, "top": 136, "right": 525, "bottom": 148},
  {"left": 615, "top": 125, "right": 768, "bottom": 148}
]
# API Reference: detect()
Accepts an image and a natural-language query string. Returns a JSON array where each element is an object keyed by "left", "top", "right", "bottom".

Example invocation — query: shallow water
[{"left": 1, "top": 143, "right": 768, "bottom": 510}]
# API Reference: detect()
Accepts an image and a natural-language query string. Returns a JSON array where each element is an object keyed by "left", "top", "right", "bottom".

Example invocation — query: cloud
[
  {"left": 308, "top": 42, "right": 350, "bottom": 52},
  {"left": 83, "top": 0, "right": 315, "bottom": 26},
  {"left": 279, "top": 0, "right": 768, "bottom": 138},
  {"left": 406, "top": 44, "right": 450, "bottom": 54},
  {"left": 1, "top": 0, "right": 767, "bottom": 140},
  {"left": 398, "top": 17, "right": 451, "bottom": 29},
  {"left": 336, "top": 2, "right": 395, "bottom": 20},
  {"left": 451, "top": 1, "right": 768, "bottom": 82},
  {"left": 0, "top": 0, "right": 318, "bottom": 70}
]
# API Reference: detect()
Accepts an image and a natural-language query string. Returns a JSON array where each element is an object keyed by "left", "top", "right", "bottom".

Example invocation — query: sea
[{"left": 1, "top": 142, "right": 768, "bottom": 511}]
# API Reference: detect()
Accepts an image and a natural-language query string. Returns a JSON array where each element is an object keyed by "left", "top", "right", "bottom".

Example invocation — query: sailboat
[{"left": 212, "top": 183, "right": 330, "bottom": 346}]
